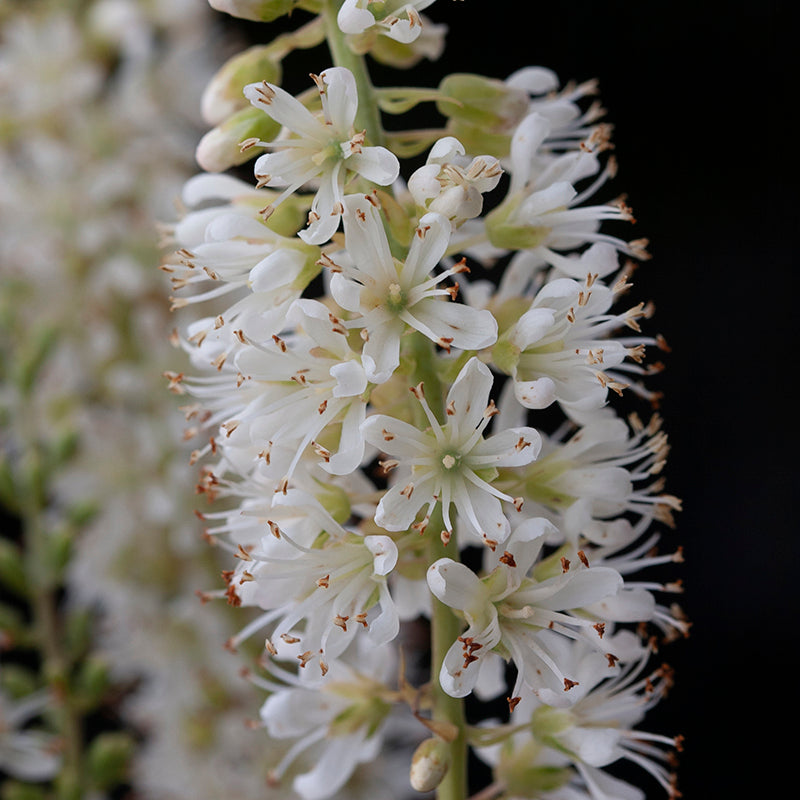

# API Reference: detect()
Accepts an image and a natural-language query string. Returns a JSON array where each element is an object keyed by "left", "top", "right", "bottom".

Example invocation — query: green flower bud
[
  {"left": 437, "top": 74, "right": 528, "bottom": 134},
  {"left": 0, "top": 538, "right": 27, "bottom": 597},
  {"left": 0, "top": 663, "right": 38, "bottom": 699},
  {"left": 74, "top": 655, "right": 111, "bottom": 710},
  {"left": 202, "top": 45, "right": 282, "bottom": 126},
  {"left": 208, "top": 0, "right": 306, "bottom": 23},
  {"left": 87, "top": 732, "right": 136, "bottom": 791},
  {"left": 195, "top": 106, "right": 281, "bottom": 173},
  {"left": 409, "top": 737, "right": 450, "bottom": 793}
]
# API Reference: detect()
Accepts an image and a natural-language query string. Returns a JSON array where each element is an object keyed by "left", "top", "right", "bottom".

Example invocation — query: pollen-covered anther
[
  {"left": 411, "top": 515, "right": 430, "bottom": 534},
  {"left": 578, "top": 550, "right": 590, "bottom": 567},
  {"left": 627, "top": 343, "right": 646, "bottom": 363},
  {"left": 280, "top": 633, "right": 300, "bottom": 644},
  {"left": 561, "top": 556, "right": 571, "bottom": 573},
  {"left": 512, "top": 497, "right": 524, "bottom": 512},
  {"left": 238, "top": 570, "right": 255, "bottom": 584},
  {"left": 514, "top": 436, "right": 533, "bottom": 452},
  {"left": 264, "top": 638, "right": 277, "bottom": 656},
  {"left": 334, "top": 614, "right": 350, "bottom": 631},
  {"left": 445, "top": 400, "right": 456, "bottom": 416},
  {"left": 437, "top": 336, "right": 454, "bottom": 353},
  {"left": 563, "top": 678, "right": 579, "bottom": 691},
  {"left": 317, "top": 252, "right": 343, "bottom": 273},
  {"left": 239, "top": 137, "right": 261, "bottom": 152},
  {"left": 606, "top": 652, "right": 620, "bottom": 667},
  {"left": 163, "top": 371, "right": 185, "bottom": 393},
  {"left": 221, "top": 420, "right": 238, "bottom": 437},
  {"left": 354, "top": 612, "right": 368, "bottom": 628},
  {"left": 255, "top": 81, "right": 276, "bottom": 104},
  {"left": 259, "top": 203, "right": 275, "bottom": 220},
  {"left": 297, "top": 650, "right": 314, "bottom": 668},
  {"left": 507, "top": 696, "right": 522, "bottom": 712},
  {"left": 499, "top": 551, "right": 517, "bottom": 568},
  {"left": 234, "top": 543, "right": 253, "bottom": 561},
  {"left": 410, "top": 381, "right": 425, "bottom": 400},
  {"left": 593, "top": 622, "right": 606, "bottom": 638},
  {"left": 379, "top": 458, "right": 400, "bottom": 475},
  {"left": 400, "top": 483, "right": 415, "bottom": 498},
  {"left": 316, "top": 574, "right": 330, "bottom": 589},
  {"left": 348, "top": 130, "right": 366, "bottom": 154},
  {"left": 440, "top": 529, "right": 451, "bottom": 545},
  {"left": 312, "top": 441, "right": 332, "bottom": 462},
  {"left": 483, "top": 399, "right": 499, "bottom": 418}
]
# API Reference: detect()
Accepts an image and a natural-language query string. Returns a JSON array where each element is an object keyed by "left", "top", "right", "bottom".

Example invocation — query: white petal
[
  {"left": 426, "top": 558, "right": 485, "bottom": 610},
  {"left": 330, "top": 359, "right": 367, "bottom": 398},
  {"left": 361, "top": 414, "right": 429, "bottom": 457},
  {"left": 337, "top": 0, "right": 375, "bottom": 34},
  {"left": 514, "top": 376, "right": 557, "bottom": 409},
  {"left": 446, "top": 357, "right": 493, "bottom": 433},
  {"left": 249, "top": 249, "right": 304, "bottom": 291},
  {"left": 374, "top": 481, "right": 426, "bottom": 532},
  {"left": 472, "top": 426, "right": 542, "bottom": 468},
  {"left": 320, "top": 67, "right": 358, "bottom": 132},
  {"left": 365, "top": 535, "right": 398, "bottom": 576},
  {"left": 347, "top": 146, "right": 400, "bottom": 185},
  {"left": 244, "top": 80, "right": 323, "bottom": 142}
]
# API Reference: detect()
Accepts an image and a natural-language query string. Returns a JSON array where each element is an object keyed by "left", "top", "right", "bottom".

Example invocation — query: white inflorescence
[{"left": 164, "top": 4, "right": 686, "bottom": 799}]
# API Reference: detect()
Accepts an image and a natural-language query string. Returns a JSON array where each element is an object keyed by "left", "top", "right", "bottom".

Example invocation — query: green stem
[
  {"left": 322, "top": 0, "right": 385, "bottom": 146},
  {"left": 407, "top": 332, "right": 468, "bottom": 800}
]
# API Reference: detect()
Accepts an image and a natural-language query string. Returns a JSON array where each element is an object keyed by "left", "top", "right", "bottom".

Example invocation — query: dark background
[{"left": 228, "top": 1, "right": 794, "bottom": 795}]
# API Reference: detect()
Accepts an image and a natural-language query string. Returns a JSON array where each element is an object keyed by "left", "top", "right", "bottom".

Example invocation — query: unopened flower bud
[
  {"left": 208, "top": 0, "right": 298, "bottom": 23},
  {"left": 202, "top": 45, "right": 282, "bottom": 125},
  {"left": 409, "top": 737, "right": 450, "bottom": 793},
  {"left": 195, "top": 106, "right": 280, "bottom": 173}
]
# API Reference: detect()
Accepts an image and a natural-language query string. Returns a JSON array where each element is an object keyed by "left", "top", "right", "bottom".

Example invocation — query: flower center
[
  {"left": 440, "top": 451, "right": 461, "bottom": 471},
  {"left": 385, "top": 282, "right": 408, "bottom": 314}
]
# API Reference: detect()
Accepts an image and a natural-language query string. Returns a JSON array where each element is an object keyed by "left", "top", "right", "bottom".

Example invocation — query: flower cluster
[{"left": 166, "top": 2, "right": 686, "bottom": 799}]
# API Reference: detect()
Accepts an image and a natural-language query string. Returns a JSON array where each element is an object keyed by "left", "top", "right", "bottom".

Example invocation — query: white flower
[
  {"left": 328, "top": 194, "right": 498, "bottom": 383},
  {"left": 514, "top": 414, "right": 681, "bottom": 548},
  {"left": 504, "top": 274, "right": 658, "bottom": 414},
  {"left": 337, "top": 0, "right": 437, "bottom": 44},
  {"left": 176, "top": 298, "right": 371, "bottom": 481},
  {"left": 427, "top": 519, "right": 624, "bottom": 704},
  {"left": 505, "top": 66, "right": 607, "bottom": 152},
  {"left": 487, "top": 112, "right": 648, "bottom": 269},
  {"left": 256, "top": 640, "right": 396, "bottom": 800},
  {"left": 362, "top": 357, "right": 540, "bottom": 547},
  {"left": 522, "top": 633, "right": 683, "bottom": 799},
  {"left": 408, "top": 137, "right": 503, "bottom": 225},
  {"left": 226, "top": 489, "right": 399, "bottom": 670},
  {"left": 244, "top": 68, "right": 400, "bottom": 244}
]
